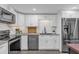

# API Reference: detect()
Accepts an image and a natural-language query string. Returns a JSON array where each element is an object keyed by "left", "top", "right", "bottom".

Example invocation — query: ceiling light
[{"left": 32, "top": 8, "right": 36, "bottom": 11}]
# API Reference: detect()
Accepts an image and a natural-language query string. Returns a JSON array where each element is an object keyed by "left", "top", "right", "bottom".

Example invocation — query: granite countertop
[
  {"left": 22, "top": 33, "right": 39, "bottom": 35},
  {"left": 9, "top": 34, "right": 21, "bottom": 41},
  {"left": 40, "top": 33, "right": 59, "bottom": 35},
  {"left": 0, "top": 34, "right": 21, "bottom": 41},
  {"left": 67, "top": 43, "right": 79, "bottom": 53},
  {"left": 21, "top": 33, "right": 59, "bottom": 36}
]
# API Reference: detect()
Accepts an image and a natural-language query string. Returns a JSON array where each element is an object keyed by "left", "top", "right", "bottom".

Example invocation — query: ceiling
[{"left": 9, "top": 4, "right": 79, "bottom": 14}]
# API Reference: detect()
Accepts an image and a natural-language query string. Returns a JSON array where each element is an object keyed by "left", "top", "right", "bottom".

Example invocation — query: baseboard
[
  {"left": 39, "top": 49, "right": 59, "bottom": 51},
  {"left": 21, "top": 49, "right": 28, "bottom": 51},
  {"left": 21, "top": 49, "right": 59, "bottom": 51}
]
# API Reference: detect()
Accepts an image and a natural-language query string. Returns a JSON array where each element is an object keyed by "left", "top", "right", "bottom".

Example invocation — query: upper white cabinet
[
  {"left": 17, "top": 14, "right": 25, "bottom": 26},
  {"left": 15, "top": 14, "right": 57, "bottom": 27},
  {"left": 51, "top": 15, "right": 57, "bottom": 26},
  {"left": 38, "top": 15, "right": 57, "bottom": 26},
  {"left": 25, "top": 15, "right": 38, "bottom": 26}
]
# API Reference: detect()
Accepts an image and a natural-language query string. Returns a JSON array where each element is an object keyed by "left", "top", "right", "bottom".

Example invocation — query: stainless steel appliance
[
  {"left": 0, "top": 30, "right": 21, "bottom": 52},
  {"left": 0, "top": 30, "right": 9, "bottom": 41},
  {"left": 28, "top": 35, "right": 38, "bottom": 50},
  {"left": 0, "top": 7, "right": 15, "bottom": 23},
  {"left": 9, "top": 35, "right": 21, "bottom": 51}
]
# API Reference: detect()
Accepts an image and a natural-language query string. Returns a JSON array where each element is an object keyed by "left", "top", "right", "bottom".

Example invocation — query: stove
[{"left": 0, "top": 30, "right": 21, "bottom": 52}]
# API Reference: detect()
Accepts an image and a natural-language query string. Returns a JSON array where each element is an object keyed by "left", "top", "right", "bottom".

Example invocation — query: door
[{"left": 28, "top": 35, "right": 38, "bottom": 50}]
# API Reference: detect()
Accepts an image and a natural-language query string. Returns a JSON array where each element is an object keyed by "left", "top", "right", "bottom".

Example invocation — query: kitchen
[{"left": 0, "top": 4, "right": 79, "bottom": 54}]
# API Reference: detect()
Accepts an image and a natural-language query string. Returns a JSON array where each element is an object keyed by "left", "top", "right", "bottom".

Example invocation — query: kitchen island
[{"left": 67, "top": 44, "right": 79, "bottom": 54}]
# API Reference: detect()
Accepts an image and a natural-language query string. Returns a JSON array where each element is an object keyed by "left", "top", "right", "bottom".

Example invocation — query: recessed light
[{"left": 32, "top": 8, "right": 36, "bottom": 11}]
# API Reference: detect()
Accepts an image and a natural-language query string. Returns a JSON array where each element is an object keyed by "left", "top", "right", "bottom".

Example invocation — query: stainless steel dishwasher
[{"left": 28, "top": 35, "right": 38, "bottom": 50}]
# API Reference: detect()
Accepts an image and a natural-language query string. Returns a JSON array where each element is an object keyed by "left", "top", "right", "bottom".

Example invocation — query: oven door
[{"left": 9, "top": 37, "right": 21, "bottom": 51}]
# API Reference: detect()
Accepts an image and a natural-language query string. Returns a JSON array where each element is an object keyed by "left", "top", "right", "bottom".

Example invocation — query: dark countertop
[
  {"left": 0, "top": 34, "right": 21, "bottom": 41},
  {"left": 40, "top": 33, "right": 59, "bottom": 35},
  {"left": 9, "top": 35, "right": 21, "bottom": 41},
  {"left": 20, "top": 33, "right": 59, "bottom": 36}
]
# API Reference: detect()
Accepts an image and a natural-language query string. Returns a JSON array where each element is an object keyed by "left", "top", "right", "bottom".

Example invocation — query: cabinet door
[
  {"left": 54, "top": 36, "right": 60, "bottom": 49},
  {"left": 21, "top": 36, "right": 28, "bottom": 50},
  {"left": 51, "top": 15, "right": 57, "bottom": 26},
  {"left": 17, "top": 14, "right": 25, "bottom": 26},
  {"left": 30, "top": 15, "right": 38, "bottom": 26},
  {"left": 38, "top": 15, "right": 57, "bottom": 26},
  {"left": 0, "top": 43, "right": 8, "bottom": 54},
  {"left": 39, "top": 35, "right": 49, "bottom": 49},
  {"left": 25, "top": 15, "right": 38, "bottom": 26},
  {"left": 47, "top": 36, "right": 54, "bottom": 49}
]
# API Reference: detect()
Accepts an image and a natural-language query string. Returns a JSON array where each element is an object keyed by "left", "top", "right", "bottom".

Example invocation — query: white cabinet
[
  {"left": 55, "top": 36, "right": 60, "bottom": 49},
  {"left": 17, "top": 14, "right": 25, "bottom": 26},
  {"left": 39, "top": 35, "right": 49, "bottom": 49},
  {"left": 25, "top": 15, "right": 38, "bottom": 26},
  {"left": 38, "top": 15, "right": 57, "bottom": 26},
  {"left": 21, "top": 35, "right": 28, "bottom": 50},
  {"left": 39, "top": 35, "right": 59, "bottom": 50},
  {"left": 0, "top": 42, "right": 8, "bottom": 54}
]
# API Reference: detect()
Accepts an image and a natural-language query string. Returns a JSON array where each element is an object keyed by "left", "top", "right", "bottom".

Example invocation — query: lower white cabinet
[
  {"left": 39, "top": 35, "right": 60, "bottom": 50},
  {"left": 0, "top": 42, "right": 8, "bottom": 54},
  {"left": 21, "top": 35, "right": 28, "bottom": 50}
]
